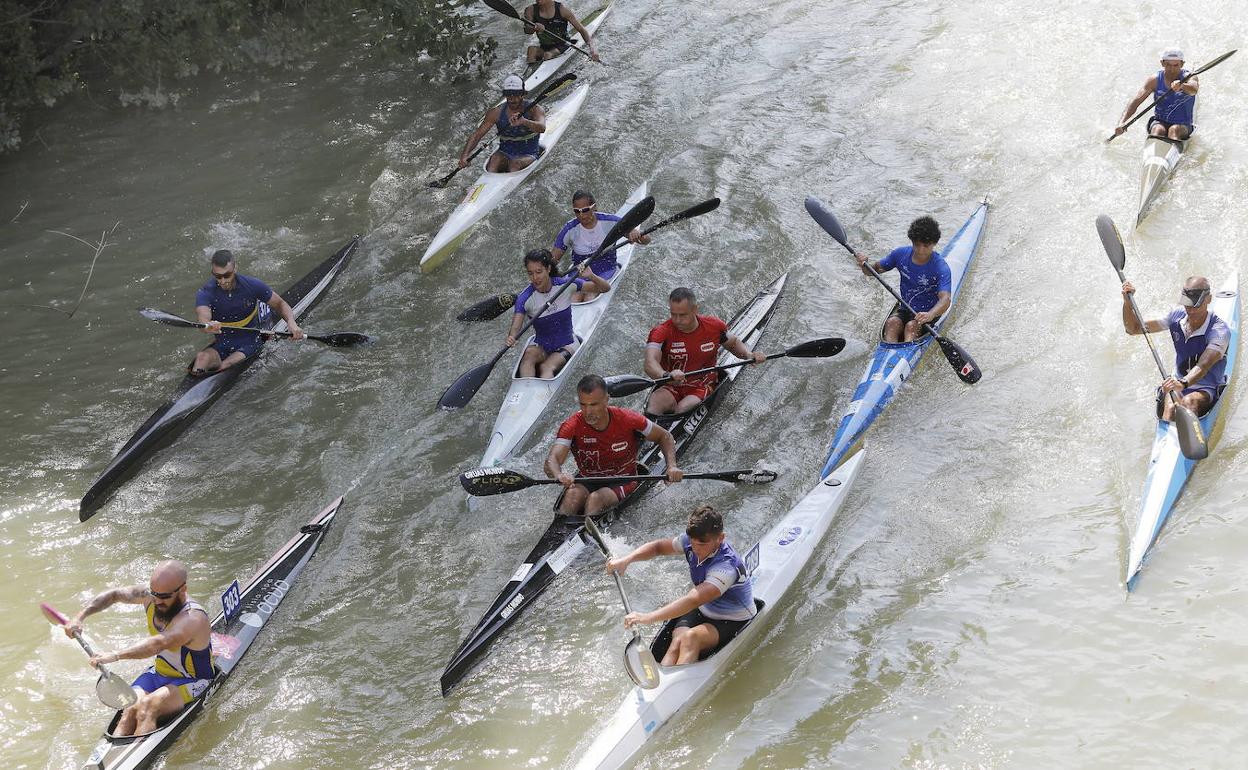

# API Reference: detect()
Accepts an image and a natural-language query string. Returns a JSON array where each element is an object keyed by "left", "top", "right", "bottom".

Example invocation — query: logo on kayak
[
  {"left": 464, "top": 184, "right": 484, "bottom": 204},
  {"left": 778, "top": 526, "right": 802, "bottom": 546},
  {"left": 500, "top": 592, "right": 525, "bottom": 620}
]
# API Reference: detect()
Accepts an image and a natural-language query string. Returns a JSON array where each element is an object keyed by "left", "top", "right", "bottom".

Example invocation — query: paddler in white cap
[
  {"left": 458, "top": 74, "right": 547, "bottom": 173},
  {"left": 1113, "top": 48, "right": 1198, "bottom": 141}
]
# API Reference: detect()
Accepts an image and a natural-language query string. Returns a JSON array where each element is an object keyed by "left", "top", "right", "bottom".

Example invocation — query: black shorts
[
  {"left": 673, "top": 607, "right": 750, "bottom": 646},
  {"left": 888, "top": 304, "right": 941, "bottom": 329},
  {"left": 1147, "top": 116, "right": 1194, "bottom": 136},
  {"left": 539, "top": 40, "right": 569, "bottom": 54}
]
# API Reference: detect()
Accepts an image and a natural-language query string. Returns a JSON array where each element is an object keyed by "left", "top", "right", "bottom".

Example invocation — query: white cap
[
  {"left": 1160, "top": 48, "right": 1184, "bottom": 62},
  {"left": 502, "top": 74, "right": 525, "bottom": 93}
]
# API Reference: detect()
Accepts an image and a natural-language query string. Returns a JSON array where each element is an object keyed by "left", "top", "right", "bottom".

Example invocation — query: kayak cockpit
[{"left": 649, "top": 598, "right": 766, "bottom": 664}]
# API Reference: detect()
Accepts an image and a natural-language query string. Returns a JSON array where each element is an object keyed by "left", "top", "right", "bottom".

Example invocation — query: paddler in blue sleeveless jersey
[
  {"left": 62, "top": 561, "right": 216, "bottom": 736},
  {"left": 550, "top": 189, "right": 650, "bottom": 301},
  {"left": 607, "top": 505, "right": 756, "bottom": 666},
  {"left": 506, "top": 248, "right": 611, "bottom": 378},
  {"left": 459, "top": 75, "right": 548, "bottom": 174},
  {"left": 1122, "top": 276, "right": 1230, "bottom": 420},
  {"left": 854, "top": 215, "right": 951, "bottom": 343},
  {"left": 192, "top": 249, "right": 304, "bottom": 376},
  {"left": 521, "top": 0, "right": 600, "bottom": 73},
  {"left": 1113, "top": 48, "right": 1198, "bottom": 141}
]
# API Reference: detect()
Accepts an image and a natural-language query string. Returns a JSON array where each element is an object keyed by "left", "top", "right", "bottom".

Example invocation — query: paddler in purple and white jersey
[
  {"left": 62, "top": 561, "right": 216, "bottom": 735},
  {"left": 191, "top": 249, "right": 303, "bottom": 376},
  {"left": 506, "top": 248, "right": 611, "bottom": 378},
  {"left": 1113, "top": 48, "right": 1198, "bottom": 141},
  {"left": 550, "top": 189, "right": 650, "bottom": 301},
  {"left": 1122, "top": 275, "right": 1229, "bottom": 420},
  {"left": 854, "top": 215, "right": 951, "bottom": 343},
  {"left": 607, "top": 504, "right": 756, "bottom": 666},
  {"left": 459, "top": 75, "right": 547, "bottom": 174}
]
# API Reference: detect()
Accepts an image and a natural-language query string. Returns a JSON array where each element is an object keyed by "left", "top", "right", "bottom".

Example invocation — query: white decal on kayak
[
  {"left": 500, "top": 592, "right": 525, "bottom": 620},
  {"left": 845, "top": 399, "right": 862, "bottom": 416},
  {"left": 895, "top": 359, "right": 912, "bottom": 382},
  {"left": 240, "top": 612, "right": 263, "bottom": 629},
  {"left": 508, "top": 393, "right": 521, "bottom": 404},
  {"left": 510, "top": 563, "right": 533, "bottom": 584},
  {"left": 547, "top": 536, "right": 586, "bottom": 574}
]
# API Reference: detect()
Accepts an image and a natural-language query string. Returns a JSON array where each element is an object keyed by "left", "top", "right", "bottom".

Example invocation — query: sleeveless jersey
[
  {"left": 496, "top": 106, "right": 541, "bottom": 158},
  {"left": 1154, "top": 68, "right": 1196, "bottom": 126},
  {"left": 146, "top": 599, "right": 216, "bottom": 680},
  {"left": 530, "top": 1, "right": 570, "bottom": 48}
]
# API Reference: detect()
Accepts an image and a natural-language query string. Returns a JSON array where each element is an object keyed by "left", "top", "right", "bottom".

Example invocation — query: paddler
[
  {"left": 507, "top": 248, "right": 611, "bottom": 378},
  {"left": 550, "top": 189, "right": 651, "bottom": 301},
  {"left": 546, "top": 374, "right": 682, "bottom": 516},
  {"left": 192, "top": 249, "right": 303, "bottom": 376},
  {"left": 459, "top": 75, "right": 547, "bottom": 174},
  {"left": 606, "top": 504, "right": 756, "bottom": 665},
  {"left": 854, "top": 215, "right": 950, "bottom": 343},
  {"left": 522, "top": 0, "right": 600, "bottom": 73},
  {"left": 644, "top": 287, "right": 765, "bottom": 415},
  {"left": 1113, "top": 48, "right": 1198, "bottom": 141},
  {"left": 62, "top": 561, "right": 215, "bottom": 735},
  {"left": 1122, "top": 276, "right": 1229, "bottom": 420}
]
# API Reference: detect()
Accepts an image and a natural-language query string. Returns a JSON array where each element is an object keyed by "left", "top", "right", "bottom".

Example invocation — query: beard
[{"left": 152, "top": 597, "right": 185, "bottom": 625}]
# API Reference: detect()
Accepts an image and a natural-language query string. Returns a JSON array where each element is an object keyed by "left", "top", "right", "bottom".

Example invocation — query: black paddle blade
[
  {"left": 527, "top": 72, "right": 577, "bottom": 109},
  {"left": 936, "top": 334, "right": 982, "bottom": 384},
  {"left": 1193, "top": 48, "right": 1237, "bottom": 76},
  {"left": 787, "top": 337, "right": 847, "bottom": 358},
  {"left": 590, "top": 196, "right": 654, "bottom": 264},
  {"left": 655, "top": 197, "right": 720, "bottom": 229},
  {"left": 457, "top": 294, "right": 517, "bottom": 322},
  {"left": 1174, "top": 403, "right": 1210, "bottom": 460},
  {"left": 481, "top": 0, "right": 522, "bottom": 20},
  {"left": 313, "top": 331, "right": 372, "bottom": 347},
  {"left": 1096, "top": 214, "right": 1126, "bottom": 272},
  {"left": 439, "top": 361, "right": 497, "bottom": 410},
  {"left": 605, "top": 374, "right": 655, "bottom": 397},
  {"left": 459, "top": 467, "right": 539, "bottom": 496},
  {"left": 138, "top": 307, "right": 199, "bottom": 328},
  {"left": 711, "top": 468, "right": 778, "bottom": 484},
  {"left": 804, "top": 196, "right": 853, "bottom": 252}
]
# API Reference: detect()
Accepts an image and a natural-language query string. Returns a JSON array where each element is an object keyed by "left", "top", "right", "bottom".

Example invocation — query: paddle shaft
[
  {"left": 583, "top": 517, "right": 637, "bottom": 614},
  {"left": 558, "top": 199, "right": 720, "bottom": 277},
  {"left": 1110, "top": 49, "right": 1237, "bottom": 141},
  {"left": 149, "top": 313, "right": 347, "bottom": 344},
  {"left": 1116, "top": 266, "right": 1186, "bottom": 404}
]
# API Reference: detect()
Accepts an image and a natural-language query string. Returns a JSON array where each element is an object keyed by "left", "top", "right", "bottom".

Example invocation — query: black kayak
[
  {"left": 440, "top": 273, "right": 789, "bottom": 695},
  {"left": 79, "top": 236, "right": 360, "bottom": 520}
]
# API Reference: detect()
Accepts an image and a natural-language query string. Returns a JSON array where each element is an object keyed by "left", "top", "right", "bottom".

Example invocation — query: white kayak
[
  {"left": 573, "top": 448, "right": 867, "bottom": 770},
  {"left": 420, "top": 84, "right": 591, "bottom": 272},
  {"left": 480, "top": 181, "right": 649, "bottom": 468},
  {"left": 522, "top": 4, "right": 612, "bottom": 94},
  {"left": 1136, "top": 134, "right": 1187, "bottom": 227}
]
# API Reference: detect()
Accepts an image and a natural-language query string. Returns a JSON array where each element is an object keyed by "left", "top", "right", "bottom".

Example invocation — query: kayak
[
  {"left": 79, "top": 237, "right": 360, "bottom": 521},
  {"left": 420, "top": 84, "right": 591, "bottom": 272},
  {"left": 821, "top": 200, "right": 989, "bottom": 475},
  {"left": 1136, "top": 135, "right": 1187, "bottom": 227},
  {"left": 479, "top": 181, "right": 649, "bottom": 469},
  {"left": 440, "top": 273, "right": 789, "bottom": 695},
  {"left": 1125, "top": 272, "right": 1240, "bottom": 590},
  {"left": 80, "top": 496, "right": 344, "bottom": 769},
  {"left": 574, "top": 448, "right": 866, "bottom": 770},
  {"left": 521, "top": 4, "right": 611, "bottom": 94}
]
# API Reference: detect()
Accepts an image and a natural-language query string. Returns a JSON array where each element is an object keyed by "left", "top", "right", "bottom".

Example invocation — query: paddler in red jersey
[
  {"left": 644, "top": 287, "right": 765, "bottom": 415},
  {"left": 546, "top": 374, "right": 682, "bottom": 516},
  {"left": 62, "top": 561, "right": 216, "bottom": 736}
]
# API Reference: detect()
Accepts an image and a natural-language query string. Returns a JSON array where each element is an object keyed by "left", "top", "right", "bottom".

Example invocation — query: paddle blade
[
  {"left": 438, "top": 360, "right": 497, "bottom": 409},
  {"left": 138, "top": 308, "right": 200, "bottom": 328},
  {"left": 481, "top": 0, "right": 523, "bottom": 21},
  {"left": 605, "top": 374, "right": 656, "bottom": 397},
  {"left": 786, "top": 337, "right": 847, "bottom": 358},
  {"left": 693, "top": 468, "right": 779, "bottom": 484},
  {"left": 1174, "top": 403, "right": 1210, "bottom": 460},
  {"left": 648, "top": 197, "right": 721, "bottom": 231},
  {"left": 585, "top": 196, "right": 655, "bottom": 265},
  {"left": 936, "top": 334, "right": 982, "bottom": 384},
  {"left": 316, "top": 331, "right": 371, "bottom": 346},
  {"left": 458, "top": 294, "right": 517, "bottom": 322},
  {"left": 1096, "top": 214, "right": 1126, "bottom": 272},
  {"left": 1193, "top": 48, "right": 1237, "bottom": 77},
  {"left": 527, "top": 72, "right": 577, "bottom": 108},
  {"left": 96, "top": 672, "right": 138, "bottom": 709},
  {"left": 459, "top": 467, "right": 540, "bottom": 496},
  {"left": 804, "top": 196, "right": 852, "bottom": 252},
  {"left": 40, "top": 602, "right": 69, "bottom": 626},
  {"left": 624, "top": 635, "right": 660, "bottom": 689}
]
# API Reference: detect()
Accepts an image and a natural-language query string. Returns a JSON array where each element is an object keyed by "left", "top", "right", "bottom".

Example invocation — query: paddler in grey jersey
[
  {"left": 63, "top": 561, "right": 216, "bottom": 736},
  {"left": 522, "top": 0, "right": 600, "bottom": 73},
  {"left": 459, "top": 75, "right": 547, "bottom": 173}
]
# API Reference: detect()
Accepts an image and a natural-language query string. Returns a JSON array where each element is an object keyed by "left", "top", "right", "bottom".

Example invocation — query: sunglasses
[
  {"left": 1179, "top": 287, "right": 1209, "bottom": 307},
  {"left": 212, "top": 269, "right": 236, "bottom": 280},
  {"left": 149, "top": 582, "right": 185, "bottom": 600},
  {"left": 572, "top": 204, "right": 596, "bottom": 214}
]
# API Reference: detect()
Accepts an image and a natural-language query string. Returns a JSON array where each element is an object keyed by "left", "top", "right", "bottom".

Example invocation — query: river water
[{"left": 2, "top": 0, "right": 1246, "bottom": 767}]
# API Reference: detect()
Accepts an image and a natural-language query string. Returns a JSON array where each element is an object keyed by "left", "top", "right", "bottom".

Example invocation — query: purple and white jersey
[
  {"left": 1166, "top": 307, "right": 1230, "bottom": 389},
  {"left": 554, "top": 213, "right": 623, "bottom": 277},
  {"left": 514, "top": 275, "right": 585, "bottom": 352},
  {"left": 673, "top": 534, "right": 756, "bottom": 621}
]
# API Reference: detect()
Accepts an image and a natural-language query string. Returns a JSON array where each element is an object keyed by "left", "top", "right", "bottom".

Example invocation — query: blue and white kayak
[
  {"left": 1126, "top": 272, "right": 1240, "bottom": 590},
  {"left": 821, "top": 200, "right": 989, "bottom": 475}
]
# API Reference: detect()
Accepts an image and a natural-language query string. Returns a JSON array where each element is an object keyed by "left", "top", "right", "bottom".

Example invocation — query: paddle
[
  {"left": 456, "top": 197, "right": 722, "bottom": 322},
  {"left": 427, "top": 72, "right": 579, "bottom": 189},
  {"left": 482, "top": 0, "right": 602, "bottom": 65},
  {"left": 604, "top": 337, "right": 847, "bottom": 397},
  {"left": 460, "top": 466, "right": 778, "bottom": 496},
  {"left": 1107, "top": 49, "right": 1237, "bottom": 143},
  {"left": 138, "top": 308, "right": 370, "bottom": 347},
  {"left": 1095, "top": 214, "right": 1208, "bottom": 460},
  {"left": 804, "top": 196, "right": 982, "bottom": 384},
  {"left": 438, "top": 196, "right": 656, "bottom": 409},
  {"left": 40, "top": 603, "right": 138, "bottom": 710},
  {"left": 581, "top": 516, "right": 660, "bottom": 689}
]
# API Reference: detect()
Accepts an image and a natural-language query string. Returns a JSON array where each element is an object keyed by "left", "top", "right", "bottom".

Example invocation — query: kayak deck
[{"left": 1136, "top": 135, "right": 1186, "bottom": 228}]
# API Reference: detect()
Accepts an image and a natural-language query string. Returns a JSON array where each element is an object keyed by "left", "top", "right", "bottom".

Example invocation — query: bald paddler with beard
[{"left": 63, "top": 561, "right": 215, "bottom": 735}]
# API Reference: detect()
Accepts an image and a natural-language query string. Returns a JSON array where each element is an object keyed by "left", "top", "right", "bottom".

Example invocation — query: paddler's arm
[
  {"left": 563, "top": 7, "right": 600, "bottom": 61},
  {"left": 65, "top": 585, "right": 149, "bottom": 638},
  {"left": 1171, "top": 72, "right": 1198, "bottom": 95},
  {"left": 643, "top": 422, "right": 682, "bottom": 482},
  {"left": 577, "top": 263, "right": 610, "bottom": 294},
  {"left": 606, "top": 537, "right": 679, "bottom": 575},
  {"left": 624, "top": 581, "right": 722, "bottom": 628},
  {"left": 1165, "top": 341, "right": 1226, "bottom": 393},
  {"left": 854, "top": 250, "right": 885, "bottom": 277},
  {"left": 195, "top": 304, "right": 221, "bottom": 334},
  {"left": 723, "top": 332, "right": 765, "bottom": 365},
  {"left": 544, "top": 443, "right": 574, "bottom": 487},
  {"left": 643, "top": 345, "right": 671, "bottom": 380},
  {"left": 913, "top": 291, "right": 951, "bottom": 326},
  {"left": 521, "top": 4, "right": 536, "bottom": 33},
  {"left": 1120, "top": 281, "right": 1165, "bottom": 334},
  {"left": 460, "top": 107, "right": 500, "bottom": 167},
  {"left": 1115, "top": 77, "right": 1158, "bottom": 134},
  {"left": 505, "top": 309, "right": 525, "bottom": 347},
  {"left": 266, "top": 292, "right": 304, "bottom": 340},
  {"left": 516, "top": 103, "right": 546, "bottom": 133},
  {"left": 89, "top": 611, "right": 202, "bottom": 669}
]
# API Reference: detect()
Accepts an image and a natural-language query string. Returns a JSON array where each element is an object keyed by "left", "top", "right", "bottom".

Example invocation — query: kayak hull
[{"left": 1136, "top": 135, "right": 1186, "bottom": 228}]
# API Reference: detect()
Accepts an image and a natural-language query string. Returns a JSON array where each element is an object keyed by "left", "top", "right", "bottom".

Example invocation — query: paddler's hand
[
  {"left": 577, "top": 263, "right": 595, "bottom": 279},
  {"left": 749, "top": 350, "right": 766, "bottom": 365},
  {"left": 505, "top": 334, "right": 517, "bottom": 347},
  {"left": 457, "top": 156, "right": 469, "bottom": 169},
  {"left": 1121, "top": 280, "right": 1135, "bottom": 298},
  {"left": 532, "top": 22, "right": 545, "bottom": 33},
  {"left": 626, "top": 228, "right": 649, "bottom": 245},
  {"left": 854, "top": 251, "right": 868, "bottom": 268},
  {"left": 665, "top": 465, "right": 683, "bottom": 483},
  {"left": 623, "top": 611, "right": 652, "bottom": 629},
  {"left": 287, "top": 323, "right": 305, "bottom": 341},
  {"left": 606, "top": 556, "right": 629, "bottom": 575},
  {"left": 88, "top": 651, "right": 118, "bottom": 669},
  {"left": 1162, "top": 376, "right": 1187, "bottom": 394},
  {"left": 590, "top": 48, "right": 601, "bottom": 63},
  {"left": 913, "top": 310, "right": 934, "bottom": 325},
  {"left": 1114, "top": 123, "right": 1128, "bottom": 136},
  {"left": 668, "top": 369, "right": 686, "bottom": 384},
  {"left": 1170, "top": 79, "right": 1184, "bottom": 92},
  {"left": 557, "top": 472, "right": 574, "bottom": 488},
  {"left": 204, "top": 321, "right": 222, "bottom": 334},
  {"left": 63, "top": 618, "right": 84, "bottom": 639}
]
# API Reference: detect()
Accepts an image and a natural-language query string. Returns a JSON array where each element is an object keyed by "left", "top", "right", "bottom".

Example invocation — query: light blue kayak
[
  {"left": 1126, "top": 272, "right": 1240, "bottom": 590},
  {"left": 822, "top": 201, "right": 989, "bottom": 476}
]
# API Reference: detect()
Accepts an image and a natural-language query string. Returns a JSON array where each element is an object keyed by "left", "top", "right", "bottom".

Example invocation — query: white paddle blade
[
  {"left": 624, "top": 635, "right": 660, "bottom": 689},
  {"left": 96, "top": 673, "right": 138, "bottom": 709}
]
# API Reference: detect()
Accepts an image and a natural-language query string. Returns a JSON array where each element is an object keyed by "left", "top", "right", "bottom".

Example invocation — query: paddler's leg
[
  {"left": 519, "top": 343, "right": 545, "bottom": 377},
  {"left": 131, "top": 684, "right": 192, "bottom": 734},
  {"left": 883, "top": 313, "right": 905, "bottom": 344},
  {"left": 486, "top": 150, "right": 512, "bottom": 173},
  {"left": 216, "top": 350, "right": 248, "bottom": 371},
  {"left": 506, "top": 153, "right": 539, "bottom": 171},
  {"left": 191, "top": 345, "right": 224, "bottom": 375},
  {"left": 1168, "top": 123, "right": 1191, "bottom": 141},
  {"left": 1181, "top": 387, "right": 1214, "bottom": 417},
  {"left": 525, "top": 44, "right": 543, "bottom": 69},
  {"left": 538, "top": 345, "right": 576, "bottom": 379},
  {"left": 647, "top": 385, "right": 680, "bottom": 415}
]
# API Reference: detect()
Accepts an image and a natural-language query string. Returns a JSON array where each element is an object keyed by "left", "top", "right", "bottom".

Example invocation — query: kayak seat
[{"left": 649, "top": 598, "right": 766, "bottom": 663}]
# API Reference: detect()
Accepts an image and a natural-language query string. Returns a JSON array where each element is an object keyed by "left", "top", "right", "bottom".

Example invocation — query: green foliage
[{"left": 0, "top": 0, "right": 497, "bottom": 152}]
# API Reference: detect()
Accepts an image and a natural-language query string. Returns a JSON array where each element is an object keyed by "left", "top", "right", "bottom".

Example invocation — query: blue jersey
[
  {"left": 554, "top": 213, "right": 623, "bottom": 277},
  {"left": 1166, "top": 307, "right": 1230, "bottom": 389},
  {"left": 677, "top": 533, "right": 756, "bottom": 621},
  {"left": 1154, "top": 69, "right": 1195, "bottom": 126},
  {"left": 514, "top": 275, "right": 584, "bottom": 352},
  {"left": 878, "top": 247, "right": 951, "bottom": 313},
  {"left": 496, "top": 107, "right": 541, "bottom": 159},
  {"left": 195, "top": 274, "right": 273, "bottom": 345}
]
